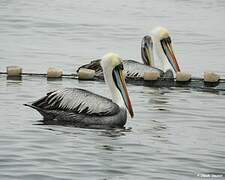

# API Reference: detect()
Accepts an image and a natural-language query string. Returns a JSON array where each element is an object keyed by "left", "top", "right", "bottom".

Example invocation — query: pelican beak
[
  {"left": 113, "top": 64, "right": 134, "bottom": 118},
  {"left": 161, "top": 37, "right": 180, "bottom": 72},
  {"left": 141, "top": 35, "right": 154, "bottom": 66}
]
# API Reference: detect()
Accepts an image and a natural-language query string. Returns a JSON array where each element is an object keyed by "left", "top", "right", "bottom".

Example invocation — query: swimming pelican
[
  {"left": 77, "top": 58, "right": 164, "bottom": 78},
  {"left": 142, "top": 26, "right": 180, "bottom": 77},
  {"left": 77, "top": 27, "right": 180, "bottom": 78},
  {"left": 25, "top": 53, "right": 134, "bottom": 129}
]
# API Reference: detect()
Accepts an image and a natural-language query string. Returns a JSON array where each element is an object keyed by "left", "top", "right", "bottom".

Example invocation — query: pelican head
[
  {"left": 101, "top": 53, "right": 134, "bottom": 118},
  {"left": 150, "top": 26, "right": 180, "bottom": 74},
  {"left": 141, "top": 35, "right": 154, "bottom": 66}
]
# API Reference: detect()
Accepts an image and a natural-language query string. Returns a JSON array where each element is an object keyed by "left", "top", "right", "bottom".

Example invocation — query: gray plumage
[
  {"left": 25, "top": 88, "right": 127, "bottom": 129},
  {"left": 77, "top": 59, "right": 164, "bottom": 78},
  {"left": 124, "top": 60, "right": 163, "bottom": 77}
]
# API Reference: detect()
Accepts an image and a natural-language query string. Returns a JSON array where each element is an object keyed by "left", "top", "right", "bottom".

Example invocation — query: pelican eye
[
  {"left": 166, "top": 37, "right": 171, "bottom": 43},
  {"left": 145, "top": 35, "right": 151, "bottom": 41},
  {"left": 117, "top": 63, "right": 124, "bottom": 70},
  {"left": 141, "top": 35, "right": 153, "bottom": 50}
]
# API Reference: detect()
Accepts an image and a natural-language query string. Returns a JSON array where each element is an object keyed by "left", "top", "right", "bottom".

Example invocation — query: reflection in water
[
  {"left": 100, "top": 145, "right": 116, "bottom": 151},
  {"left": 6, "top": 76, "right": 22, "bottom": 81},
  {"left": 36, "top": 119, "right": 132, "bottom": 137},
  {"left": 151, "top": 120, "right": 167, "bottom": 132},
  {"left": 99, "top": 127, "right": 132, "bottom": 138},
  {"left": 46, "top": 77, "right": 62, "bottom": 82},
  {"left": 6, "top": 78, "right": 23, "bottom": 87},
  {"left": 145, "top": 88, "right": 170, "bottom": 111}
]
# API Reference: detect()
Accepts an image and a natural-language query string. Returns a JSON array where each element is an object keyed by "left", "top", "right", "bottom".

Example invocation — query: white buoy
[
  {"left": 176, "top": 72, "right": 192, "bottom": 82},
  {"left": 144, "top": 71, "right": 160, "bottom": 81},
  {"left": 204, "top": 71, "right": 220, "bottom": 82},
  {"left": 47, "top": 67, "right": 63, "bottom": 78},
  {"left": 7, "top": 66, "right": 22, "bottom": 77},
  {"left": 78, "top": 68, "right": 95, "bottom": 80}
]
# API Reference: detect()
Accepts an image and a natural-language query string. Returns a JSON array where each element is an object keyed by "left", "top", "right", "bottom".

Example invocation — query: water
[{"left": 0, "top": 0, "right": 225, "bottom": 179}]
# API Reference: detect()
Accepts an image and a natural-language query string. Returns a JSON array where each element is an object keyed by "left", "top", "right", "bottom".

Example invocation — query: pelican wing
[
  {"left": 32, "top": 88, "right": 119, "bottom": 116},
  {"left": 124, "top": 60, "right": 164, "bottom": 78},
  {"left": 77, "top": 59, "right": 164, "bottom": 78},
  {"left": 77, "top": 59, "right": 103, "bottom": 76}
]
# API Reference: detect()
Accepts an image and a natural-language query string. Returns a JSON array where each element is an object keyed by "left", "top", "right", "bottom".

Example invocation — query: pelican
[
  {"left": 25, "top": 53, "right": 134, "bottom": 129},
  {"left": 77, "top": 27, "right": 180, "bottom": 78},
  {"left": 142, "top": 26, "right": 180, "bottom": 77},
  {"left": 77, "top": 59, "right": 164, "bottom": 78}
]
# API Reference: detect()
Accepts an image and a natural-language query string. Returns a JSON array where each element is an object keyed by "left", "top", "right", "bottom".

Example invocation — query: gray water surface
[{"left": 0, "top": 0, "right": 225, "bottom": 179}]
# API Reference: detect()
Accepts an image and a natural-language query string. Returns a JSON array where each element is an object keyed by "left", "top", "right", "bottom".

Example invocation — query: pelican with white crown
[
  {"left": 77, "top": 27, "right": 180, "bottom": 78},
  {"left": 25, "top": 53, "right": 134, "bottom": 129}
]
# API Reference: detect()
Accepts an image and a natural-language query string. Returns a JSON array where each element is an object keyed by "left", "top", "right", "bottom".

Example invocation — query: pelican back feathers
[{"left": 31, "top": 88, "right": 120, "bottom": 116}]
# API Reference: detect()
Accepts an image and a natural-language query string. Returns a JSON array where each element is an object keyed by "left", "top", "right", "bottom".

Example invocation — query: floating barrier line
[
  {"left": 1, "top": 71, "right": 225, "bottom": 82},
  {"left": 1, "top": 65, "right": 225, "bottom": 92},
  {"left": 0, "top": 71, "right": 78, "bottom": 77}
]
